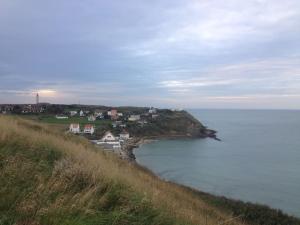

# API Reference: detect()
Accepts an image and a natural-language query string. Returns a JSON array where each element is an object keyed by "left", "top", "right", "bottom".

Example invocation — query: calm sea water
[{"left": 134, "top": 109, "right": 300, "bottom": 217}]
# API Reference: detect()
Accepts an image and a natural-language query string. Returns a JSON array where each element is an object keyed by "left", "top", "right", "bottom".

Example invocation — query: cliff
[{"left": 126, "top": 109, "right": 218, "bottom": 139}]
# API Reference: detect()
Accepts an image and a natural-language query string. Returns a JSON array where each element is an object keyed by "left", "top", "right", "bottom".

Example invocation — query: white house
[
  {"left": 112, "top": 121, "right": 123, "bottom": 128},
  {"left": 84, "top": 124, "right": 95, "bottom": 135},
  {"left": 56, "top": 115, "right": 68, "bottom": 119},
  {"left": 117, "top": 112, "right": 123, "bottom": 117},
  {"left": 138, "top": 120, "right": 148, "bottom": 125},
  {"left": 149, "top": 107, "right": 157, "bottom": 114},
  {"left": 152, "top": 114, "right": 159, "bottom": 119},
  {"left": 101, "top": 131, "right": 117, "bottom": 142},
  {"left": 128, "top": 115, "right": 140, "bottom": 121},
  {"left": 88, "top": 115, "right": 96, "bottom": 121},
  {"left": 119, "top": 130, "right": 130, "bottom": 140},
  {"left": 94, "top": 112, "right": 103, "bottom": 117},
  {"left": 69, "top": 123, "right": 80, "bottom": 134},
  {"left": 79, "top": 110, "right": 85, "bottom": 117},
  {"left": 171, "top": 108, "right": 183, "bottom": 112},
  {"left": 69, "top": 111, "right": 77, "bottom": 116}
]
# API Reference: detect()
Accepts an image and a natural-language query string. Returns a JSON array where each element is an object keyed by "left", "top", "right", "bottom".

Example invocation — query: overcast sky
[{"left": 0, "top": 0, "right": 300, "bottom": 109}]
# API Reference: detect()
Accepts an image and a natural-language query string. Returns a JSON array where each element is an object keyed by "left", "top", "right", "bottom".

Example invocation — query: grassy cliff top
[
  {"left": 14, "top": 108, "right": 212, "bottom": 139},
  {"left": 1, "top": 116, "right": 299, "bottom": 225}
]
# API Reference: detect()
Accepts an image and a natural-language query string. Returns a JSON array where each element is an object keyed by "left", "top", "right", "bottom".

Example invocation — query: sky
[{"left": 0, "top": 0, "right": 300, "bottom": 109}]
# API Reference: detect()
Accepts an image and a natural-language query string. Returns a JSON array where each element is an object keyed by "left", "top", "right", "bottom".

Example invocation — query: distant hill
[
  {"left": 0, "top": 104, "right": 218, "bottom": 139},
  {"left": 1, "top": 116, "right": 299, "bottom": 225}
]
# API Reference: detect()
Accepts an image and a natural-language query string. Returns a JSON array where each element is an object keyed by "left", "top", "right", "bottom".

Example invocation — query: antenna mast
[{"left": 36, "top": 93, "right": 39, "bottom": 105}]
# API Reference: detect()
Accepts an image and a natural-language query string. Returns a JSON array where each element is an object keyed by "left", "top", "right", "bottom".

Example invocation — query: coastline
[
  {"left": 121, "top": 128, "right": 220, "bottom": 161},
  {"left": 125, "top": 139, "right": 300, "bottom": 224}
]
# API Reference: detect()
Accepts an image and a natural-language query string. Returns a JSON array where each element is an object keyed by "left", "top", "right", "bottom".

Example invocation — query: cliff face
[{"left": 126, "top": 110, "right": 216, "bottom": 139}]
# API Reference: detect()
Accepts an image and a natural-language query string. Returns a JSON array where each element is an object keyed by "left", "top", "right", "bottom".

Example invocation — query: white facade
[
  {"left": 101, "top": 131, "right": 116, "bottom": 141},
  {"left": 88, "top": 115, "right": 96, "bottom": 121},
  {"left": 70, "top": 111, "right": 77, "bottom": 116},
  {"left": 69, "top": 123, "right": 80, "bottom": 133},
  {"left": 149, "top": 107, "right": 157, "bottom": 114},
  {"left": 80, "top": 110, "right": 85, "bottom": 117},
  {"left": 128, "top": 115, "right": 140, "bottom": 121},
  {"left": 56, "top": 115, "right": 68, "bottom": 119},
  {"left": 94, "top": 112, "right": 103, "bottom": 117},
  {"left": 84, "top": 125, "right": 95, "bottom": 134},
  {"left": 152, "top": 114, "right": 159, "bottom": 119},
  {"left": 119, "top": 131, "right": 130, "bottom": 140}
]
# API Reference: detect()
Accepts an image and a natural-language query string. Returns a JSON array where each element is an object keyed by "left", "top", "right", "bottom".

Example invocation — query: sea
[{"left": 134, "top": 109, "right": 300, "bottom": 217}]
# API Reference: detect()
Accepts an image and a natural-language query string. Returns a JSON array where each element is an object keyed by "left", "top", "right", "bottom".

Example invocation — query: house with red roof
[{"left": 84, "top": 124, "right": 95, "bottom": 135}]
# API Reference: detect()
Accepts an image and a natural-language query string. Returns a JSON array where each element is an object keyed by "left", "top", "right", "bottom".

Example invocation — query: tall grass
[
  {"left": 2, "top": 116, "right": 299, "bottom": 225},
  {"left": 0, "top": 116, "right": 244, "bottom": 225}
]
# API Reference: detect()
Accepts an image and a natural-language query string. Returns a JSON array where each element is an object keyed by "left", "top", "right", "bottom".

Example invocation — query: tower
[{"left": 36, "top": 93, "right": 39, "bottom": 105}]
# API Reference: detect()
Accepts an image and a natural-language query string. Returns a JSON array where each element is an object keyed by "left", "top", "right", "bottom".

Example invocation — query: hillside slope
[
  {"left": 126, "top": 110, "right": 216, "bottom": 138},
  {"left": 1, "top": 116, "right": 299, "bottom": 225},
  {"left": 0, "top": 116, "right": 239, "bottom": 225}
]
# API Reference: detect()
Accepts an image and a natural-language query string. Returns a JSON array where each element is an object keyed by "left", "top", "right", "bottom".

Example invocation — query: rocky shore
[{"left": 121, "top": 128, "right": 219, "bottom": 161}]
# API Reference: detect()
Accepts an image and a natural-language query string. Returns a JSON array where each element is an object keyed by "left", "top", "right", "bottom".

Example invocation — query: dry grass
[{"left": 0, "top": 116, "right": 246, "bottom": 225}]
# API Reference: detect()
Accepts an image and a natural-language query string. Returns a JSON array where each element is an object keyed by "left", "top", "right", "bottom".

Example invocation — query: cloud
[
  {"left": 157, "top": 56, "right": 300, "bottom": 97},
  {"left": 158, "top": 78, "right": 240, "bottom": 89},
  {"left": 124, "top": 0, "right": 300, "bottom": 56},
  {"left": 0, "top": 0, "right": 300, "bottom": 108}
]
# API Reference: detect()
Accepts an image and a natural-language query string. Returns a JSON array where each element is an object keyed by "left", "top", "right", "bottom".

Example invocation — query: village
[
  {"left": 0, "top": 101, "right": 218, "bottom": 160},
  {"left": 0, "top": 95, "right": 203, "bottom": 160},
  {"left": 66, "top": 107, "right": 159, "bottom": 155},
  {"left": 0, "top": 102, "right": 165, "bottom": 159}
]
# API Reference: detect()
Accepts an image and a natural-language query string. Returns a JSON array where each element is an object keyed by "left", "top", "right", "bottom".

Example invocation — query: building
[
  {"left": 94, "top": 111, "right": 103, "bottom": 118},
  {"left": 112, "top": 121, "right": 123, "bottom": 128},
  {"left": 152, "top": 114, "right": 159, "bottom": 119},
  {"left": 69, "top": 111, "right": 77, "bottom": 116},
  {"left": 56, "top": 115, "right": 68, "bottom": 119},
  {"left": 110, "top": 109, "right": 118, "bottom": 120},
  {"left": 119, "top": 130, "right": 130, "bottom": 140},
  {"left": 69, "top": 123, "right": 80, "bottom": 134},
  {"left": 171, "top": 108, "right": 183, "bottom": 112},
  {"left": 149, "top": 107, "right": 157, "bottom": 114},
  {"left": 138, "top": 120, "right": 148, "bottom": 126},
  {"left": 128, "top": 115, "right": 140, "bottom": 121},
  {"left": 101, "top": 131, "right": 117, "bottom": 142},
  {"left": 79, "top": 110, "right": 85, "bottom": 117},
  {"left": 84, "top": 124, "right": 95, "bottom": 135},
  {"left": 88, "top": 115, "right": 96, "bottom": 121}
]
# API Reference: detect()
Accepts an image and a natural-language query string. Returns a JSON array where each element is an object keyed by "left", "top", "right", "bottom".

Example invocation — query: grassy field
[
  {"left": 15, "top": 114, "right": 112, "bottom": 125},
  {"left": 16, "top": 115, "right": 113, "bottom": 136},
  {"left": 40, "top": 115, "right": 112, "bottom": 126},
  {"left": 1, "top": 115, "right": 299, "bottom": 225}
]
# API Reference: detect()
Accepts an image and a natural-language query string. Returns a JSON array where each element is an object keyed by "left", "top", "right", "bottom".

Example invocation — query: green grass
[
  {"left": 15, "top": 114, "right": 113, "bottom": 126},
  {"left": 1, "top": 116, "right": 299, "bottom": 225},
  {"left": 38, "top": 115, "right": 112, "bottom": 126},
  {"left": 0, "top": 117, "right": 181, "bottom": 225}
]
